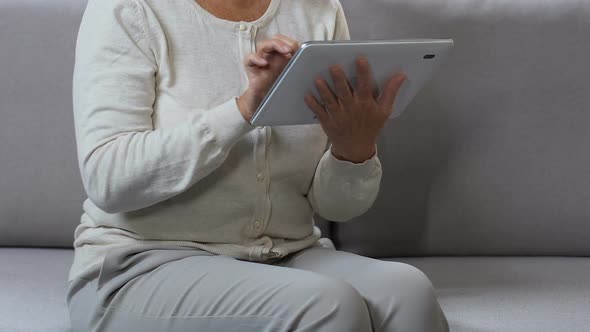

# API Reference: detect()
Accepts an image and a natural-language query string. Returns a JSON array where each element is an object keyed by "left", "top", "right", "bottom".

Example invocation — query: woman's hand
[
  {"left": 304, "top": 56, "right": 406, "bottom": 163},
  {"left": 237, "top": 34, "right": 300, "bottom": 123}
]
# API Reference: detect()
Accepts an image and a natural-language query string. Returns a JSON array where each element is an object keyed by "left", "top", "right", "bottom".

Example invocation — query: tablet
[{"left": 250, "top": 39, "right": 454, "bottom": 126}]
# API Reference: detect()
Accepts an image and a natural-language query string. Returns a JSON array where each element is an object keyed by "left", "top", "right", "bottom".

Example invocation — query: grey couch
[{"left": 2, "top": 0, "right": 589, "bottom": 331}]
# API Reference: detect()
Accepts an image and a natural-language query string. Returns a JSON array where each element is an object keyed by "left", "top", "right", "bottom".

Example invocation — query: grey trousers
[{"left": 66, "top": 241, "right": 449, "bottom": 332}]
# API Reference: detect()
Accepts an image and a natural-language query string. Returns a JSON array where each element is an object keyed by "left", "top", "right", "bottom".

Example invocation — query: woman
[{"left": 66, "top": 0, "right": 450, "bottom": 331}]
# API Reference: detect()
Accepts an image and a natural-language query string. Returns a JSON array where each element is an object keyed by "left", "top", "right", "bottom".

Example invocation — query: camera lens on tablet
[{"left": 424, "top": 54, "right": 436, "bottom": 59}]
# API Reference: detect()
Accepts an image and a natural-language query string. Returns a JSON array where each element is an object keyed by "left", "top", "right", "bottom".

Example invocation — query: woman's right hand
[{"left": 237, "top": 34, "right": 300, "bottom": 123}]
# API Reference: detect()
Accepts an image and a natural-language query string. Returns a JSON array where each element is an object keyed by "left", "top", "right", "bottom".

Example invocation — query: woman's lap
[{"left": 67, "top": 244, "right": 448, "bottom": 332}]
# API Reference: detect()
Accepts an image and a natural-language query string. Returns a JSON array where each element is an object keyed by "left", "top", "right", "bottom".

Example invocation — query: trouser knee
[
  {"left": 327, "top": 279, "right": 373, "bottom": 331},
  {"left": 292, "top": 276, "right": 373, "bottom": 332},
  {"left": 382, "top": 263, "right": 449, "bottom": 332}
]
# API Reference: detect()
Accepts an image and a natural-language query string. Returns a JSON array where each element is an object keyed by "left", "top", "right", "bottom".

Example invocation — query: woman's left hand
[{"left": 304, "top": 56, "right": 406, "bottom": 163}]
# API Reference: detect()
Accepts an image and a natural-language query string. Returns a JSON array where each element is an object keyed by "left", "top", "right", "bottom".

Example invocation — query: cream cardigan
[{"left": 68, "top": 0, "right": 382, "bottom": 282}]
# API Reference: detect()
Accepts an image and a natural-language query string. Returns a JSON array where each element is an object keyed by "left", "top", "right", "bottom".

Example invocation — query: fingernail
[{"left": 281, "top": 46, "right": 290, "bottom": 52}]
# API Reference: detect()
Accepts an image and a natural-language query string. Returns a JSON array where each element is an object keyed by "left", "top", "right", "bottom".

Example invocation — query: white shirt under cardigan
[{"left": 68, "top": 0, "right": 382, "bottom": 283}]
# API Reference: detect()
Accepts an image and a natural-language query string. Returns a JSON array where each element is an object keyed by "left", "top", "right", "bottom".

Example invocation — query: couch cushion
[
  {"left": 394, "top": 256, "right": 590, "bottom": 332},
  {"left": 0, "top": 248, "right": 73, "bottom": 332},
  {"left": 0, "top": 0, "right": 88, "bottom": 247},
  {"left": 2, "top": 249, "right": 588, "bottom": 332},
  {"left": 0, "top": 0, "right": 340, "bottom": 249},
  {"left": 325, "top": 0, "right": 590, "bottom": 256},
  {"left": 6, "top": 0, "right": 588, "bottom": 255}
]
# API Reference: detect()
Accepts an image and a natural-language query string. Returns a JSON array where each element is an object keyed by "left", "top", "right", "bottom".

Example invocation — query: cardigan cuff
[
  {"left": 200, "top": 97, "right": 257, "bottom": 149},
  {"left": 322, "top": 144, "right": 381, "bottom": 180}
]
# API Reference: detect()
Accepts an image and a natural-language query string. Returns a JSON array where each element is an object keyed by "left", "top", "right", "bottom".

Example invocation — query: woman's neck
[
  {"left": 195, "top": 0, "right": 271, "bottom": 22},
  {"left": 224, "top": 0, "right": 263, "bottom": 10}
]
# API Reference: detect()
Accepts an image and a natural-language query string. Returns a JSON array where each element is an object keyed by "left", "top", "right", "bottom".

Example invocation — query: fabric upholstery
[
  {"left": 394, "top": 256, "right": 590, "bottom": 332},
  {"left": 3, "top": 248, "right": 590, "bottom": 332},
  {"left": 0, "top": 0, "right": 87, "bottom": 247},
  {"left": 0, "top": 0, "right": 336, "bottom": 248},
  {"left": 4, "top": 0, "right": 589, "bottom": 255},
  {"left": 326, "top": 0, "right": 590, "bottom": 256},
  {"left": 0, "top": 248, "right": 73, "bottom": 332}
]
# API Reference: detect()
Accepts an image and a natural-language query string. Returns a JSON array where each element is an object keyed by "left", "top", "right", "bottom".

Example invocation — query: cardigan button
[{"left": 239, "top": 23, "right": 248, "bottom": 31}]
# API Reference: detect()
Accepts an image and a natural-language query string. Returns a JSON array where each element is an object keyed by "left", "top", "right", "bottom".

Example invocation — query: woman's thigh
[
  {"left": 67, "top": 247, "right": 373, "bottom": 332},
  {"left": 274, "top": 246, "right": 450, "bottom": 332}
]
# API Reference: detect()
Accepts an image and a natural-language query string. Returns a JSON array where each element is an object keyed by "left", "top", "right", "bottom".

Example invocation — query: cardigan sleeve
[
  {"left": 73, "top": 0, "right": 255, "bottom": 214},
  {"left": 306, "top": 0, "right": 384, "bottom": 222}
]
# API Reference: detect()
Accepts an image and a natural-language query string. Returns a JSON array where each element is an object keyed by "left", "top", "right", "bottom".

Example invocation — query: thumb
[{"left": 377, "top": 73, "right": 406, "bottom": 109}]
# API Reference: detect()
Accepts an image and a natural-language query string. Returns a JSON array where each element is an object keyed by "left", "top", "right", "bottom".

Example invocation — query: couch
[{"left": 1, "top": 0, "right": 589, "bottom": 331}]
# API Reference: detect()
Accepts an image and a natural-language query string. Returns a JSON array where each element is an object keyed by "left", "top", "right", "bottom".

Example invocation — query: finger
[
  {"left": 355, "top": 56, "right": 374, "bottom": 100},
  {"left": 272, "top": 36, "right": 296, "bottom": 60},
  {"left": 377, "top": 72, "right": 407, "bottom": 110},
  {"left": 329, "top": 64, "right": 353, "bottom": 102},
  {"left": 256, "top": 39, "right": 292, "bottom": 57},
  {"left": 245, "top": 53, "right": 269, "bottom": 68},
  {"left": 314, "top": 76, "right": 340, "bottom": 114},
  {"left": 273, "top": 34, "right": 300, "bottom": 53},
  {"left": 305, "top": 92, "right": 330, "bottom": 123}
]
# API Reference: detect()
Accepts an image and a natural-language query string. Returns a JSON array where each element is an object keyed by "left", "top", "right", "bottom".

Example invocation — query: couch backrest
[
  {"left": 0, "top": 0, "right": 334, "bottom": 248},
  {"left": 326, "top": 0, "right": 590, "bottom": 256},
  {"left": 0, "top": 0, "right": 87, "bottom": 247},
  {"left": 2, "top": 0, "right": 589, "bottom": 255}
]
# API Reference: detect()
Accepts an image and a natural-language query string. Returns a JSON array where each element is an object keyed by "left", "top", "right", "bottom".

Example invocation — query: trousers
[{"left": 66, "top": 241, "right": 449, "bottom": 332}]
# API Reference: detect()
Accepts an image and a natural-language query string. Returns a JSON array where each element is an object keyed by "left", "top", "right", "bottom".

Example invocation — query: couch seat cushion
[
  {"left": 2, "top": 249, "right": 589, "bottom": 332},
  {"left": 393, "top": 257, "right": 590, "bottom": 332},
  {"left": 0, "top": 248, "right": 73, "bottom": 332}
]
